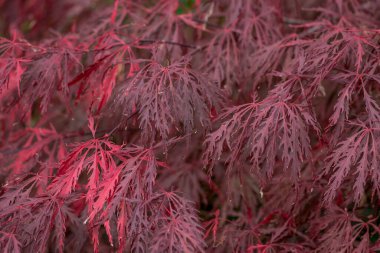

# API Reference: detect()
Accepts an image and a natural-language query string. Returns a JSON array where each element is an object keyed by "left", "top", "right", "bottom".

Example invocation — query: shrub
[{"left": 1, "top": 0, "right": 380, "bottom": 252}]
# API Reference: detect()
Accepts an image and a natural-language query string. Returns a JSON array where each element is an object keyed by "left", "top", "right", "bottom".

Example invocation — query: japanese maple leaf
[
  {"left": 68, "top": 32, "right": 138, "bottom": 113},
  {"left": 0, "top": 173, "right": 81, "bottom": 253},
  {"left": 204, "top": 93, "right": 319, "bottom": 180},
  {"left": 0, "top": 126, "right": 66, "bottom": 175},
  {"left": 21, "top": 40, "right": 82, "bottom": 113},
  {"left": 114, "top": 54, "right": 225, "bottom": 142},
  {"left": 323, "top": 121, "right": 380, "bottom": 204},
  {"left": 132, "top": 0, "right": 202, "bottom": 47},
  {"left": 312, "top": 206, "right": 380, "bottom": 252},
  {"left": 150, "top": 191, "right": 206, "bottom": 253}
]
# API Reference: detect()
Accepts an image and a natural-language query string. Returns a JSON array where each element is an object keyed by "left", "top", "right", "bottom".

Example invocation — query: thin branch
[{"left": 138, "top": 39, "right": 196, "bottom": 49}]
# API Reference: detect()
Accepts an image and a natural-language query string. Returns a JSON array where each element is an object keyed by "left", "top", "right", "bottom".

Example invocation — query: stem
[{"left": 138, "top": 39, "right": 196, "bottom": 49}]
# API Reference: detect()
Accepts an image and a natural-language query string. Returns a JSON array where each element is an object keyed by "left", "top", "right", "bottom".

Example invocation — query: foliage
[{"left": 1, "top": 0, "right": 380, "bottom": 252}]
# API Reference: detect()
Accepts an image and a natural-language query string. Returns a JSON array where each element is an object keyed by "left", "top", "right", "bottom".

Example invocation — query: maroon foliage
[{"left": 2, "top": 0, "right": 380, "bottom": 253}]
